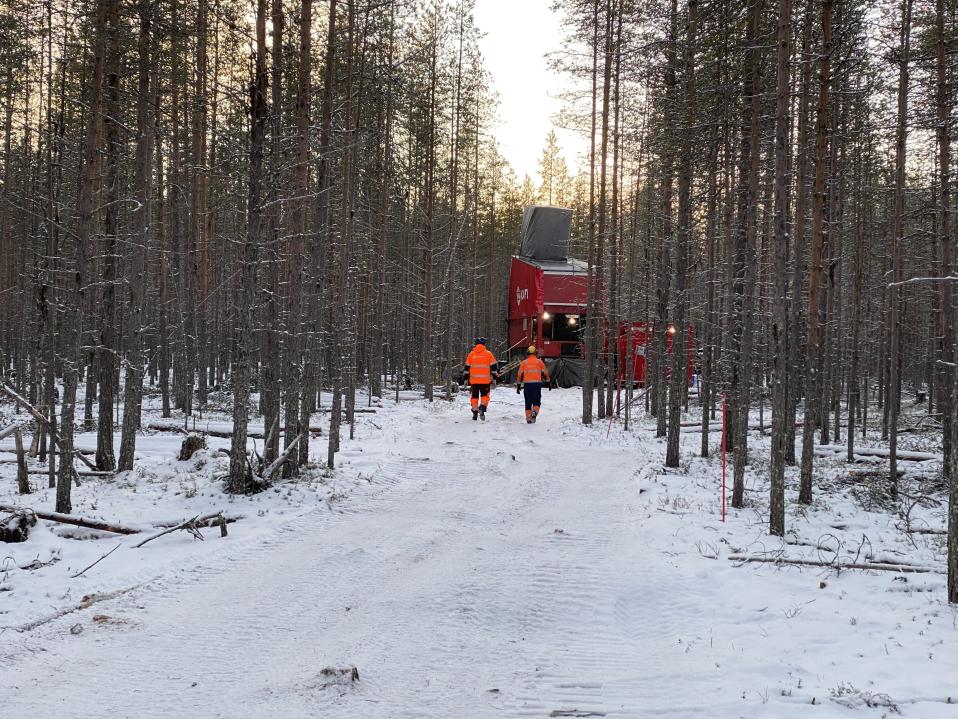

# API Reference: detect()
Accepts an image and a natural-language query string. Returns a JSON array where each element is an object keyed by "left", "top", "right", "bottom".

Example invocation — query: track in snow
[{"left": 0, "top": 391, "right": 830, "bottom": 717}]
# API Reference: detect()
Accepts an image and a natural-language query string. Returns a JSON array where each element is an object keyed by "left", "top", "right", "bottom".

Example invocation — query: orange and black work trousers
[
  {"left": 470, "top": 384, "right": 491, "bottom": 410},
  {"left": 523, "top": 382, "right": 542, "bottom": 420}
]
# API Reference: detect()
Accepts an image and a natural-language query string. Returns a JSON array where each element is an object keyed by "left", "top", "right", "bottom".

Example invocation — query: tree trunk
[
  {"left": 283, "top": 0, "right": 313, "bottom": 476},
  {"left": 769, "top": 0, "right": 792, "bottom": 535},
  {"left": 421, "top": 11, "right": 438, "bottom": 403},
  {"left": 798, "top": 0, "right": 832, "bottom": 505},
  {"left": 118, "top": 1, "right": 155, "bottom": 472},
  {"left": 950, "top": 373, "right": 958, "bottom": 602},
  {"left": 887, "top": 0, "right": 913, "bottom": 498},
  {"left": 787, "top": 0, "right": 815, "bottom": 466},
  {"left": 299, "top": 0, "right": 338, "bottom": 470},
  {"left": 730, "top": 0, "right": 765, "bottom": 509},
  {"left": 96, "top": 4, "right": 123, "bottom": 473},
  {"left": 847, "top": 131, "right": 866, "bottom": 462},
  {"left": 193, "top": 0, "right": 210, "bottom": 409},
  {"left": 935, "top": 0, "right": 953, "bottom": 481},
  {"left": 328, "top": 0, "right": 358, "bottom": 469},
  {"left": 228, "top": 0, "right": 268, "bottom": 493},
  {"left": 594, "top": 0, "right": 614, "bottom": 422},
  {"left": 666, "top": 0, "right": 696, "bottom": 468},
  {"left": 59, "top": 0, "right": 117, "bottom": 513},
  {"left": 582, "top": 0, "right": 599, "bottom": 426},
  {"left": 15, "top": 428, "right": 29, "bottom": 494},
  {"left": 261, "top": 0, "right": 284, "bottom": 467}
]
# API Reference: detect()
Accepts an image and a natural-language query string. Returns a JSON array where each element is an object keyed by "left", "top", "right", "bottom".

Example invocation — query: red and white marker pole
[{"left": 721, "top": 392, "right": 727, "bottom": 523}]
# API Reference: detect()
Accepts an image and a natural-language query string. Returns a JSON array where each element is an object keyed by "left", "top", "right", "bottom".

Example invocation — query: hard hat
[
  {"left": 474, "top": 337, "right": 486, "bottom": 345},
  {"left": 527, "top": 345, "right": 537, "bottom": 354}
]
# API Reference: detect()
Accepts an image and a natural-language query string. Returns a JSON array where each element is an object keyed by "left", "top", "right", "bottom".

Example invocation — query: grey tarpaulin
[
  {"left": 544, "top": 358, "right": 585, "bottom": 388},
  {"left": 497, "top": 357, "right": 586, "bottom": 389},
  {"left": 519, "top": 205, "right": 573, "bottom": 261}
]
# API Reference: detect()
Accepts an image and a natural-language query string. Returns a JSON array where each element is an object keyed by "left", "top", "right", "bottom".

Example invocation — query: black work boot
[{"left": 472, "top": 409, "right": 479, "bottom": 421}]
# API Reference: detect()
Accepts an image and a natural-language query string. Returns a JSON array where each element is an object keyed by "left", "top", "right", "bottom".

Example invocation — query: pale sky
[{"left": 472, "top": 0, "right": 585, "bottom": 183}]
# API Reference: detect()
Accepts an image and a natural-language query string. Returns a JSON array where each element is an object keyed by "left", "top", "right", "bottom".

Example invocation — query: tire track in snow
[
  {"left": 1, "top": 397, "right": 566, "bottom": 719},
  {"left": 2, "top": 394, "right": 721, "bottom": 718},
  {"left": 499, "top": 441, "right": 727, "bottom": 719},
  {"left": 501, "top": 445, "right": 637, "bottom": 719},
  {"left": 0, "top": 453, "right": 471, "bottom": 716}
]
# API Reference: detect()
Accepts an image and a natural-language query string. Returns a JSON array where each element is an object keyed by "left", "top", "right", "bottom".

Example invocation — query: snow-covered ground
[{"left": 1, "top": 388, "right": 956, "bottom": 717}]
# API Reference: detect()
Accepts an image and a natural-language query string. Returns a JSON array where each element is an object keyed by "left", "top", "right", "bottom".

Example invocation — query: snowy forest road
[{"left": 2, "top": 391, "right": 946, "bottom": 717}]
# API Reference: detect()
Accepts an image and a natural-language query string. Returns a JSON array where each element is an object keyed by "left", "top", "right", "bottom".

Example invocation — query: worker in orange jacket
[
  {"left": 516, "top": 345, "right": 551, "bottom": 423},
  {"left": 463, "top": 337, "right": 498, "bottom": 421}
]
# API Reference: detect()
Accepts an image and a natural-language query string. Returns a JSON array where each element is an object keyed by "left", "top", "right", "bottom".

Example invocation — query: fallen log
[
  {"left": 72, "top": 449, "right": 99, "bottom": 472},
  {"left": 727, "top": 554, "right": 942, "bottom": 574},
  {"left": 0, "top": 504, "right": 141, "bottom": 535},
  {"left": 0, "top": 422, "right": 23, "bottom": 441},
  {"left": 134, "top": 511, "right": 227, "bottom": 548},
  {"left": 27, "top": 469, "right": 113, "bottom": 478},
  {"left": 148, "top": 422, "right": 323, "bottom": 440},
  {"left": 677, "top": 421, "right": 801, "bottom": 434},
  {"left": 0, "top": 447, "right": 95, "bottom": 456},
  {"left": 905, "top": 527, "right": 947, "bottom": 535},
  {"left": 314, "top": 408, "right": 377, "bottom": 414},
  {"left": 814, "top": 444, "right": 938, "bottom": 462}
]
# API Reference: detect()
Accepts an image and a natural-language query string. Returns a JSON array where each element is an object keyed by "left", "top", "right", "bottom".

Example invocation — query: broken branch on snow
[
  {"left": 133, "top": 511, "right": 228, "bottom": 548},
  {"left": 728, "top": 554, "right": 943, "bottom": 574},
  {"left": 70, "top": 543, "right": 122, "bottom": 578}
]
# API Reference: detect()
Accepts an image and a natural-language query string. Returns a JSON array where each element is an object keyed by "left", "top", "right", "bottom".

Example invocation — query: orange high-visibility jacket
[
  {"left": 465, "top": 344, "right": 498, "bottom": 385},
  {"left": 517, "top": 356, "right": 550, "bottom": 384}
]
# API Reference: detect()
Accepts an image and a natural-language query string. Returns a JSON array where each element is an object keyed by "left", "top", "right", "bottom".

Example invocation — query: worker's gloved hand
[{"left": 516, "top": 384, "right": 521, "bottom": 394}]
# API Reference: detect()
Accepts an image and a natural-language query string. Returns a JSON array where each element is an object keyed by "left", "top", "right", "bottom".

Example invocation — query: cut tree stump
[
  {"left": 178, "top": 433, "right": 208, "bottom": 461},
  {"left": 14, "top": 427, "right": 29, "bottom": 494},
  {"left": 1, "top": 508, "right": 37, "bottom": 542}
]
